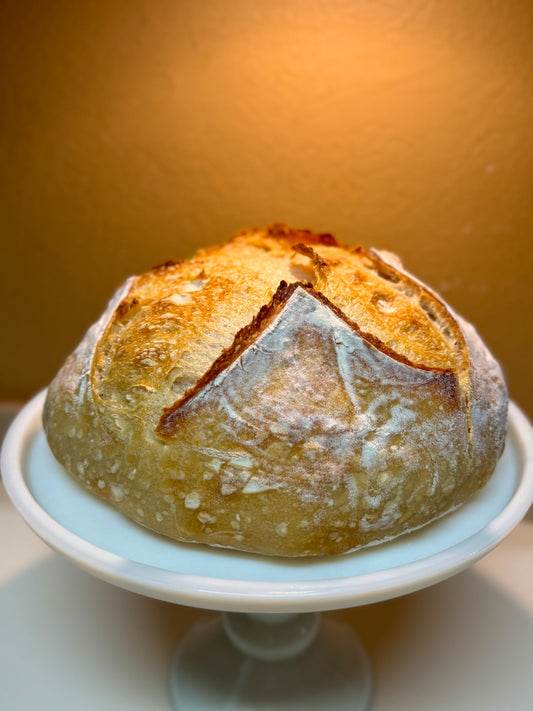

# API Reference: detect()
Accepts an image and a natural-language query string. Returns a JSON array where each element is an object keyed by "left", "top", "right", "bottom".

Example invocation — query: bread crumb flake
[
  {"left": 184, "top": 492, "right": 201, "bottom": 510},
  {"left": 110, "top": 484, "right": 124, "bottom": 502}
]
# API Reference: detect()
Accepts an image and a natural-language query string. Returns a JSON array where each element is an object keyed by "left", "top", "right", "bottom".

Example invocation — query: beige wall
[{"left": 1, "top": 1, "right": 532, "bottom": 418}]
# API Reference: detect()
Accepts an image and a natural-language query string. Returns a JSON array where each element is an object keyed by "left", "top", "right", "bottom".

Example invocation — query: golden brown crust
[{"left": 42, "top": 224, "right": 508, "bottom": 557}]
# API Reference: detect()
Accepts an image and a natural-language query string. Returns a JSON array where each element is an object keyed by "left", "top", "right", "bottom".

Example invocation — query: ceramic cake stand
[{"left": 2, "top": 391, "right": 533, "bottom": 710}]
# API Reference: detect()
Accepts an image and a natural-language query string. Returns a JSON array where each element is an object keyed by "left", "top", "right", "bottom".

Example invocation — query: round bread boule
[{"left": 43, "top": 224, "right": 508, "bottom": 557}]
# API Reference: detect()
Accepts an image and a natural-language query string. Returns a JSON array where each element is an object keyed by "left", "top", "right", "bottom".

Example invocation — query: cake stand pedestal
[
  {"left": 2, "top": 392, "right": 532, "bottom": 710},
  {"left": 170, "top": 611, "right": 371, "bottom": 710}
]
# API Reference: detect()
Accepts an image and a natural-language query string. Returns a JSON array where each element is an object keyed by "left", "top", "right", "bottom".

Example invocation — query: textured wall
[{"left": 1, "top": 0, "right": 532, "bottom": 417}]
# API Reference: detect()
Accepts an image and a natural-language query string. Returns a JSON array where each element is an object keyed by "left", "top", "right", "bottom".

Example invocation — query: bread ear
[{"left": 157, "top": 280, "right": 457, "bottom": 437}]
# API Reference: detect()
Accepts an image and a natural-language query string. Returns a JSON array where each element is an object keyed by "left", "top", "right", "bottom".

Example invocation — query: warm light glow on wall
[{"left": 1, "top": 1, "right": 532, "bottom": 415}]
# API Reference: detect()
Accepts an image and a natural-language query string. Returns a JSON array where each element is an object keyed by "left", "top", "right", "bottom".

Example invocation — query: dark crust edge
[
  {"left": 156, "top": 280, "right": 454, "bottom": 438},
  {"left": 233, "top": 223, "right": 345, "bottom": 248}
]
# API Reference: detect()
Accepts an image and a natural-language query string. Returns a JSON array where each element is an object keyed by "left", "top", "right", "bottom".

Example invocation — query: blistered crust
[{"left": 43, "top": 225, "right": 508, "bottom": 557}]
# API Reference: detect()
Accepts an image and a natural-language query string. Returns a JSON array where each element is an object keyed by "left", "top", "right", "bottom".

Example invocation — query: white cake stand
[{"left": 2, "top": 391, "right": 533, "bottom": 710}]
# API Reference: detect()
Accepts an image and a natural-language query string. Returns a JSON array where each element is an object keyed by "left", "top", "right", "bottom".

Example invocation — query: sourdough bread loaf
[{"left": 43, "top": 224, "right": 508, "bottom": 557}]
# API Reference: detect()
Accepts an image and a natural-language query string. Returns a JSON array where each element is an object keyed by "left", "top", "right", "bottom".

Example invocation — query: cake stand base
[{"left": 169, "top": 612, "right": 372, "bottom": 710}]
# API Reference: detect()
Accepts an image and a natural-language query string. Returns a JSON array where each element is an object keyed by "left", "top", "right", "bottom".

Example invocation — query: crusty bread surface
[{"left": 43, "top": 224, "right": 508, "bottom": 557}]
